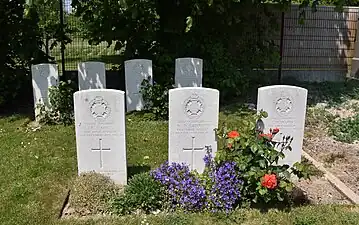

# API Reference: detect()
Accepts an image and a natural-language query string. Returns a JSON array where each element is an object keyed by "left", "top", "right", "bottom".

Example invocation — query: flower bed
[
  {"left": 63, "top": 111, "right": 314, "bottom": 217},
  {"left": 107, "top": 111, "right": 312, "bottom": 215}
]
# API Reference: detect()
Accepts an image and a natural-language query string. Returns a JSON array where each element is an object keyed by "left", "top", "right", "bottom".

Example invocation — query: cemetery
[
  {"left": 2, "top": 57, "right": 359, "bottom": 224},
  {"left": 4, "top": 1, "right": 359, "bottom": 224}
]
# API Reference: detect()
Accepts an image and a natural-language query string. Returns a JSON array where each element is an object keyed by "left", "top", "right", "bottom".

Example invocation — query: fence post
[
  {"left": 278, "top": 11, "right": 285, "bottom": 84},
  {"left": 59, "top": 0, "right": 66, "bottom": 80}
]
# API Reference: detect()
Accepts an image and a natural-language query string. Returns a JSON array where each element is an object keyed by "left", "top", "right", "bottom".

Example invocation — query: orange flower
[
  {"left": 261, "top": 174, "right": 277, "bottom": 189},
  {"left": 227, "top": 130, "right": 240, "bottom": 139},
  {"left": 259, "top": 133, "right": 272, "bottom": 140}
]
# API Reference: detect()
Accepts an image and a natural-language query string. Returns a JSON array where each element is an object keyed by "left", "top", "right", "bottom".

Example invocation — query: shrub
[
  {"left": 112, "top": 172, "right": 166, "bottom": 215},
  {"left": 0, "top": 0, "right": 49, "bottom": 108},
  {"left": 70, "top": 172, "right": 122, "bottom": 216},
  {"left": 37, "top": 80, "right": 76, "bottom": 125},
  {"left": 140, "top": 78, "right": 173, "bottom": 120},
  {"left": 215, "top": 111, "right": 310, "bottom": 205}
]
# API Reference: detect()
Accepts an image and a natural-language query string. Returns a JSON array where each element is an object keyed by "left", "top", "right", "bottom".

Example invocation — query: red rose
[
  {"left": 227, "top": 130, "right": 240, "bottom": 139},
  {"left": 272, "top": 128, "right": 280, "bottom": 134},
  {"left": 261, "top": 174, "right": 277, "bottom": 189}
]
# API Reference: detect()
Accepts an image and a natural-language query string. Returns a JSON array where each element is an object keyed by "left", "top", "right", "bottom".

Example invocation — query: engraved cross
[
  {"left": 182, "top": 136, "right": 204, "bottom": 170},
  {"left": 91, "top": 138, "right": 111, "bottom": 169}
]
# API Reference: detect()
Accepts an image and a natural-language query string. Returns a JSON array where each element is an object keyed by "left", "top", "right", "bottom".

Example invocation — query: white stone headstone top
[
  {"left": 175, "top": 58, "right": 203, "bottom": 88},
  {"left": 257, "top": 85, "right": 308, "bottom": 167},
  {"left": 74, "top": 89, "right": 127, "bottom": 184},
  {"left": 169, "top": 87, "right": 219, "bottom": 173},
  {"left": 78, "top": 61, "right": 106, "bottom": 90},
  {"left": 31, "top": 63, "right": 59, "bottom": 120},
  {"left": 125, "top": 59, "right": 153, "bottom": 112}
]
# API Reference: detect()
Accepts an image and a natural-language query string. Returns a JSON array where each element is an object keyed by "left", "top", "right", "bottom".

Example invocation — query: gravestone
[
  {"left": 169, "top": 87, "right": 219, "bottom": 173},
  {"left": 31, "top": 63, "right": 59, "bottom": 120},
  {"left": 74, "top": 89, "right": 127, "bottom": 184},
  {"left": 257, "top": 85, "right": 308, "bottom": 167},
  {"left": 175, "top": 58, "right": 203, "bottom": 88},
  {"left": 78, "top": 61, "right": 106, "bottom": 90},
  {"left": 125, "top": 59, "right": 153, "bottom": 112}
]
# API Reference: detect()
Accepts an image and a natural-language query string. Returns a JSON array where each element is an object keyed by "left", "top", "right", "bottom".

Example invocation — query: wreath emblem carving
[
  {"left": 89, "top": 96, "right": 111, "bottom": 119},
  {"left": 183, "top": 94, "right": 204, "bottom": 119},
  {"left": 275, "top": 94, "right": 293, "bottom": 116}
]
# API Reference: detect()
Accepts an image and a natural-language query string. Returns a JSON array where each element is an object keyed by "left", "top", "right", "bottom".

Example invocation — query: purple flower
[
  {"left": 150, "top": 161, "right": 206, "bottom": 212},
  {"left": 150, "top": 148, "right": 243, "bottom": 213}
]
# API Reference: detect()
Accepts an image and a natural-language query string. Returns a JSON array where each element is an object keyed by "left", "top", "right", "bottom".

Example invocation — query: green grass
[{"left": 1, "top": 110, "right": 359, "bottom": 224}]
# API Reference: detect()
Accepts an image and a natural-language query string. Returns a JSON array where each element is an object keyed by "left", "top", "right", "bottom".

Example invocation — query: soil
[
  {"left": 303, "top": 102, "right": 359, "bottom": 199},
  {"left": 294, "top": 176, "right": 350, "bottom": 205},
  {"left": 304, "top": 136, "right": 359, "bottom": 197}
]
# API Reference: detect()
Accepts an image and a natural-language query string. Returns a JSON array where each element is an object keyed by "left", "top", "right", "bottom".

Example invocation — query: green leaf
[
  {"left": 282, "top": 171, "right": 291, "bottom": 179},
  {"left": 185, "top": 16, "right": 193, "bottom": 33},
  {"left": 279, "top": 181, "right": 287, "bottom": 188},
  {"left": 261, "top": 111, "right": 268, "bottom": 118},
  {"left": 258, "top": 159, "right": 266, "bottom": 168},
  {"left": 285, "top": 184, "right": 293, "bottom": 192},
  {"left": 259, "top": 188, "right": 268, "bottom": 196}
]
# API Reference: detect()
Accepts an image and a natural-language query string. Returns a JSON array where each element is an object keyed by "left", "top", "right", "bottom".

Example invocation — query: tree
[
  {"left": 26, "top": 0, "right": 73, "bottom": 57},
  {"left": 71, "top": 0, "right": 350, "bottom": 99},
  {"left": 0, "top": 0, "right": 49, "bottom": 107}
]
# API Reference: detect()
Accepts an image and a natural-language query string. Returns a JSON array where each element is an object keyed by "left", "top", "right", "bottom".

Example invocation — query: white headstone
[
  {"left": 175, "top": 58, "right": 203, "bottom": 88},
  {"left": 31, "top": 63, "right": 59, "bottom": 119},
  {"left": 125, "top": 59, "right": 153, "bottom": 112},
  {"left": 74, "top": 89, "right": 127, "bottom": 184},
  {"left": 78, "top": 62, "right": 106, "bottom": 90},
  {"left": 169, "top": 87, "right": 219, "bottom": 173},
  {"left": 257, "top": 85, "right": 308, "bottom": 167}
]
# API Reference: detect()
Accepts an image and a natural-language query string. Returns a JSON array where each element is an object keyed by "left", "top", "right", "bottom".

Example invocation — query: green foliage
[
  {"left": 215, "top": 110, "right": 311, "bottom": 205},
  {"left": 26, "top": 0, "right": 73, "bottom": 54},
  {"left": 70, "top": 172, "right": 122, "bottom": 216},
  {"left": 112, "top": 172, "right": 166, "bottom": 215},
  {"left": 330, "top": 114, "right": 359, "bottom": 143},
  {"left": 37, "top": 80, "right": 76, "bottom": 125},
  {"left": 305, "top": 107, "right": 336, "bottom": 129},
  {"left": 71, "top": 0, "right": 281, "bottom": 100},
  {"left": 140, "top": 78, "right": 172, "bottom": 120},
  {"left": 0, "top": 0, "right": 48, "bottom": 107}
]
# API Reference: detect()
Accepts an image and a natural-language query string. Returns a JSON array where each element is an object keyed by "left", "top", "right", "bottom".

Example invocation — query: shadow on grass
[
  {"left": 127, "top": 165, "right": 151, "bottom": 179},
  {"left": 0, "top": 101, "right": 34, "bottom": 120}
]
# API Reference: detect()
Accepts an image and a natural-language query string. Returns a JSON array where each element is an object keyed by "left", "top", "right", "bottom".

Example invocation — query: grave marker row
[
  {"left": 31, "top": 58, "right": 203, "bottom": 120},
  {"left": 72, "top": 85, "right": 308, "bottom": 185}
]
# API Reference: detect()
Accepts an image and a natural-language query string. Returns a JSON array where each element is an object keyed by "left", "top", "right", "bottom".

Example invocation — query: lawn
[{"left": 1, "top": 103, "right": 359, "bottom": 225}]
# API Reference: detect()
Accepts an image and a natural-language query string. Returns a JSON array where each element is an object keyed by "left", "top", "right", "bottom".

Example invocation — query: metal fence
[{"left": 281, "top": 5, "right": 358, "bottom": 70}]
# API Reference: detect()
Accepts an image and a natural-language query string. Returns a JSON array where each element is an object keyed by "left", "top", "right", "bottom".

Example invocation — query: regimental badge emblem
[
  {"left": 183, "top": 93, "right": 204, "bottom": 119},
  {"left": 274, "top": 92, "right": 293, "bottom": 116},
  {"left": 89, "top": 96, "right": 111, "bottom": 119}
]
